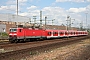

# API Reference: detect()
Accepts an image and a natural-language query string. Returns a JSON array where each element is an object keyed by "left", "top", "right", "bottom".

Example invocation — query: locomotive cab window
[{"left": 10, "top": 28, "right": 17, "bottom": 32}]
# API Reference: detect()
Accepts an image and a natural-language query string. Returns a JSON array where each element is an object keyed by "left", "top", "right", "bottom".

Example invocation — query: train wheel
[
  {"left": 14, "top": 39, "right": 18, "bottom": 43},
  {"left": 29, "top": 39, "right": 32, "bottom": 42},
  {"left": 9, "top": 40, "right": 14, "bottom": 43}
]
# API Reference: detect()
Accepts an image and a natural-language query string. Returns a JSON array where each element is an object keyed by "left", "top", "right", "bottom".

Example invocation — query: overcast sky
[{"left": 0, "top": 0, "right": 90, "bottom": 28}]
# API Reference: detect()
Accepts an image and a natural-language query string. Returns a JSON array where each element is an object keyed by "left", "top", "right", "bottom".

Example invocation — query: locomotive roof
[{"left": 10, "top": 27, "right": 45, "bottom": 30}]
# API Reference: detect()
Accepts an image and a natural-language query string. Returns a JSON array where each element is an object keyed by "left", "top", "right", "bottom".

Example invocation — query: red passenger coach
[
  {"left": 68, "top": 30, "right": 76, "bottom": 37},
  {"left": 45, "top": 30, "right": 60, "bottom": 38},
  {"left": 45, "top": 30, "right": 52, "bottom": 38},
  {"left": 59, "top": 30, "right": 66, "bottom": 37},
  {"left": 53, "top": 30, "right": 59, "bottom": 37}
]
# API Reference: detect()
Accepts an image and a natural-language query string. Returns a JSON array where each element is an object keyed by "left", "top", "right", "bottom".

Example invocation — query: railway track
[
  {"left": 0, "top": 37, "right": 8, "bottom": 40},
  {"left": 0, "top": 35, "right": 89, "bottom": 60},
  {"left": 0, "top": 36, "right": 87, "bottom": 48}
]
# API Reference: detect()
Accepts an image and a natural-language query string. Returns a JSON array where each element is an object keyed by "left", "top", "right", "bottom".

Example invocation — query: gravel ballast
[{"left": 25, "top": 39, "right": 90, "bottom": 60}]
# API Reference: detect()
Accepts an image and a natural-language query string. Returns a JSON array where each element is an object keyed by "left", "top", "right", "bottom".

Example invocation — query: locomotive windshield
[{"left": 10, "top": 28, "right": 17, "bottom": 32}]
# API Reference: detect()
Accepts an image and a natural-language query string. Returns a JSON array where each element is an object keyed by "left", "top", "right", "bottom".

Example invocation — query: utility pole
[
  {"left": 85, "top": 12, "right": 88, "bottom": 30},
  {"left": 69, "top": 18, "right": 71, "bottom": 30},
  {"left": 66, "top": 15, "right": 70, "bottom": 39},
  {"left": 46, "top": 19, "right": 55, "bottom": 29},
  {"left": 17, "top": 0, "right": 18, "bottom": 15},
  {"left": 66, "top": 16, "right": 75, "bottom": 30},
  {"left": 71, "top": 19, "right": 75, "bottom": 30},
  {"left": 33, "top": 16, "right": 36, "bottom": 28},
  {"left": 29, "top": 18, "right": 31, "bottom": 24},
  {"left": 40, "top": 11, "right": 42, "bottom": 29},
  {"left": 79, "top": 22, "right": 83, "bottom": 30},
  {"left": 45, "top": 16, "right": 47, "bottom": 30},
  {"left": 66, "top": 15, "right": 70, "bottom": 30},
  {"left": 33, "top": 16, "right": 36, "bottom": 24},
  {"left": 39, "top": 16, "right": 55, "bottom": 30},
  {"left": 52, "top": 19, "right": 55, "bottom": 27},
  {"left": 17, "top": 0, "right": 18, "bottom": 27}
]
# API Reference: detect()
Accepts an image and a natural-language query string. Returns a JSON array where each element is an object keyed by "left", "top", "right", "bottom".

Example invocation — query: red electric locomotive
[{"left": 9, "top": 27, "right": 47, "bottom": 43}]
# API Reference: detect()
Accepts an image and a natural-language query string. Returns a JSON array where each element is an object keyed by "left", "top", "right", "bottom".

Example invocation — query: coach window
[
  {"left": 55, "top": 32, "right": 57, "bottom": 34},
  {"left": 71, "top": 32, "right": 72, "bottom": 34},
  {"left": 65, "top": 32, "right": 67, "bottom": 35},
  {"left": 79, "top": 32, "right": 80, "bottom": 34},
  {"left": 53, "top": 32, "right": 57, "bottom": 34},
  {"left": 83, "top": 32, "right": 84, "bottom": 34},
  {"left": 19, "top": 29, "right": 22, "bottom": 32},
  {"left": 60, "top": 32, "right": 63, "bottom": 34}
]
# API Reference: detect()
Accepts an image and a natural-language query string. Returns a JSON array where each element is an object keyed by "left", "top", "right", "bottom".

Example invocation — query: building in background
[
  {"left": 0, "top": 24, "right": 6, "bottom": 32},
  {"left": 0, "top": 14, "right": 78, "bottom": 33}
]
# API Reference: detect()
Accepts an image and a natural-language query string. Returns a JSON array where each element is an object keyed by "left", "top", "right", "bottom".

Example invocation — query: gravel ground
[{"left": 25, "top": 39, "right": 90, "bottom": 60}]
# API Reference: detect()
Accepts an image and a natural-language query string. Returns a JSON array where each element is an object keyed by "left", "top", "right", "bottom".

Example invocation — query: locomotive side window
[
  {"left": 10, "top": 28, "right": 17, "bottom": 32},
  {"left": 19, "top": 29, "right": 22, "bottom": 32}
]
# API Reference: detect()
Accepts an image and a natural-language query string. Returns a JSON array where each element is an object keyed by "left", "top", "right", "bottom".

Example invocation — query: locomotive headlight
[
  {"left": 9, "top": 34, "right": 13, "bottom": 35},
  {"left": 9, "top": 34, "right": 17, "bottom": 36},
  {"left": 13, "top": 34, "right": 17, "bottom": 35}
]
